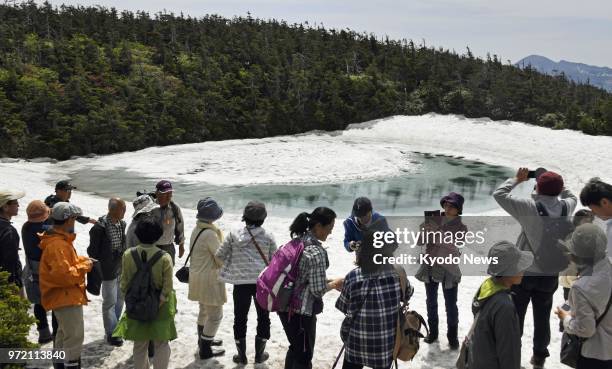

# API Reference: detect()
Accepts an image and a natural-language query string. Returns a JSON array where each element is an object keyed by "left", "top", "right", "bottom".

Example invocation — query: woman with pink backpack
[
  {"left": 278, "top": 207, "right": 344, "bottom": 369},
  {"left": 215, "top": 201, "right": 277, "bottom": 364}
]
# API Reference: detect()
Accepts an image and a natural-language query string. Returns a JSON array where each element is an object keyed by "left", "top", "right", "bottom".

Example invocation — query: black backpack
[
  {"left": 125, "top": 249, "right": 165, "bottom": 322},
  {"left": 527, "top": 201, "right": 574, "bottom": 274}
]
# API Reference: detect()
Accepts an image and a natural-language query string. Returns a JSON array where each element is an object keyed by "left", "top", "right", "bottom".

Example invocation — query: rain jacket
[{"left": 39, "top": 228, "right": 91, "bottom": 310}]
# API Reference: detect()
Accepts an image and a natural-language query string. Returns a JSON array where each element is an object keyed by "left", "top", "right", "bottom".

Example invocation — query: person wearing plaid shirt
[
  {"left": 87, "top": 198, "right": 127, "bottom": 347},
  {"left": 278, "top": 207, "right": 344, "bottom": 369},
  {"left": 336, "top": 219, "right": 407, "bottom": 369}
]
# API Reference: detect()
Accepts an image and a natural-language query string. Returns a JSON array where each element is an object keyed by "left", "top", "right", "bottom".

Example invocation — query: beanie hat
[{"left": 537, "top": 171, "right": 564, "bottom": 196}]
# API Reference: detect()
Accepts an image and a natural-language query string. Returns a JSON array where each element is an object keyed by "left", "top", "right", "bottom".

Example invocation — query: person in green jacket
[{"left": 113, "top": 218, "right": 177, "bottom": 369}]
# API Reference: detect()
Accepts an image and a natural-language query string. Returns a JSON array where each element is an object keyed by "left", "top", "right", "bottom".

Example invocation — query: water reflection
[{"left": 67, "top": 153, "right": 521, "bottom": 217}]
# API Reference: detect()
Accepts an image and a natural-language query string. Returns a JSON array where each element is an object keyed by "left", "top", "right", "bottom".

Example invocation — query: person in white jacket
[
  {"left": 216, "top": 201, "right": 277, "bottom": 364},
  {"left": 555, "top": 223, "right": 612, "bottom": 369},
  {"left": 493, "top": 167, "right": 577, "bottom": 369},
  {"left": 187, "top": 197, "right": 226, "bottom": 360}
]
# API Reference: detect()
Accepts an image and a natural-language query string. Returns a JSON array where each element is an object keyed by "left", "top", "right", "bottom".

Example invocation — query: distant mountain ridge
[{"left": 516, "top": 55, "right": 612, "bottom": 92}]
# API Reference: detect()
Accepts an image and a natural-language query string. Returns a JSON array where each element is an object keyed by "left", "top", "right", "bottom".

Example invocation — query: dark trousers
[
  {"left": 34, "top": 305, "right": 57, "bottom": 334},
  {"left": 563, "top": 287, "right": 570, "bottom": 300},
  {"left": 511, "top": 275, "right": 558, "bottom": 358},
  {"left": 157, "top": 244, "right": 176, "bottom": 265},
  {"left": 425, "top": 282, "right": 459, "bottom": 332},
  {"left": 34, "top": 304, "right": 49, "bottom": 330},
  {"left": 233, "top": 284, "right": 270, "bottom": 340},
  {"left": 577, "top": 355, "right": 612, "bottom": 369},
  {"left": 278, "top": 312, "right": 317, "bottom": 369}
]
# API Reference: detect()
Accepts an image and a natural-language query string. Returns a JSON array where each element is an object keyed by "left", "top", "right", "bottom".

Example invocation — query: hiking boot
[
  {"left": 38, "top": 327, "right": 53, "bottom": 344},
  {"left": 254, "top": 336, "right": 269, "bottom": 363},
  {"left": 199, "top": 335, "right": 225, "bottom": 359},
  {"left": 106, "top": 334, "right": 124, "bottom": 347},
  {"left": 530, "top": 355, "right": 546, "bottom": 369},
  {"left": 424, "top": 324, "right": 438, "bottom": 344},
  {"left": 447, "top": 325, "right": 459, "bottom": 350},
  {"left": 198, "top": 324, "right": 223, "bottom": 346},
  {"left": 232, "top": 338, "right": 248, "bottom": 364},
  {"left": 148, "top": 340, "right": 155, "bottom": 358}
]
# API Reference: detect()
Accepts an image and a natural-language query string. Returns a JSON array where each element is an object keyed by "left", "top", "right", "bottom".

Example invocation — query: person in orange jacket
[{"left": 39, "top": 202, "right": 92, "bottom": 369}]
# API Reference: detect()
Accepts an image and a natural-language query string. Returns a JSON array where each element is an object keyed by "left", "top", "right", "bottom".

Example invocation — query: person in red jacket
[{"left": 39, "top": 202, "right": 92, "bottom": 369}]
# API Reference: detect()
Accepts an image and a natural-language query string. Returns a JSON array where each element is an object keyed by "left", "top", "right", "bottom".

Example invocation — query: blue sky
[{"left": 38, "top": 0, "right": 612, "bottom": 67}]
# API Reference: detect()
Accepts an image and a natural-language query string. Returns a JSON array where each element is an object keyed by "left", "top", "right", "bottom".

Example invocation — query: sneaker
[{"left": 530, "top": 355, "right": 545, "bottom": 369}]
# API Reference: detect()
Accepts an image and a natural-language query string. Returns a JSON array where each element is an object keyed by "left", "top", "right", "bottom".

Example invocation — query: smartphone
[
  {"left": 560, "top": 303, "right": 571, "bottom": 312},
  {"left": 527, "top": 170, "right": 536, "bottom": 179},
  {"left": 424, "top": 210, "right": 441, "bottom": 224}
]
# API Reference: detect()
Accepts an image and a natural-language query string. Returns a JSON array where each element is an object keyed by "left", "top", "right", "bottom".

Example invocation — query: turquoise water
[{"left": 67, "top": 152, "right": 524, "bottom": 217}]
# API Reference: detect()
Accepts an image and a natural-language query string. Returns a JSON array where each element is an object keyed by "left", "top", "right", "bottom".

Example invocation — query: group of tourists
[{"left": 0, "top": 169, "right": 611, "bottom": 369}]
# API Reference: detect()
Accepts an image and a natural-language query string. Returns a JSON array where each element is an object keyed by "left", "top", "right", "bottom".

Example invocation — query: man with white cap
[
  {"left": 0, "top": 189, "right": 26, "bottom": 289},
  {"left": 466, "top": 241, "right": 534, "bottom": 369},
  {"left": 153, "top": 180, "right": 185, "bottom": 265},
  {"left": 39, "top": 202, "right": 93, "bottom": 369}
]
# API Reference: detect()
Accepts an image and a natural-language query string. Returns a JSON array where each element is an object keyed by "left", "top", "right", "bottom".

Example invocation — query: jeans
[
  {"left": 101, "top": 277, "right": 124, "bottom": 336},
  {"left": 425, "top": 282, "right": 459, "bottom": 331},
  {"left": 233, "top": 284, "right": 271, "bottom": 340},
  {"left": 511, "top": 275, "right": 558, "bottom": 358}
]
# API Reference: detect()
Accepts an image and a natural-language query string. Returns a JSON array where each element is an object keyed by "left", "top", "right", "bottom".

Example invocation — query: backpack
[
  {"left": 125, "top": 249, "right": 165, "bottom": 322},
  {"left": 393, "top": 265, "right": 427, "bottom": 362},
  {"left": 256, "top": 238, "right": 304, "bottom": 312},
  {"left": 525, "top": 201, "right": 574, "bottom": 274}
]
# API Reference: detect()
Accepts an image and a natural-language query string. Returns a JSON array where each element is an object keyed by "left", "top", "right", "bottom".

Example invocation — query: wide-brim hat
[
  {"left": 487, "top": 241, "right": 534, "bottom": 277},
  {"left": 132, "top": 194, "right": 159, "bottom": 219},
  {"left": 0, "top": 190, "right": 26, "bottom": 208}
]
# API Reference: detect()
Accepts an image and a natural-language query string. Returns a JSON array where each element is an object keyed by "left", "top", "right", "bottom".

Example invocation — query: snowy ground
[{"left": 2, "top": 114, "right": 611, "bottom": 369}]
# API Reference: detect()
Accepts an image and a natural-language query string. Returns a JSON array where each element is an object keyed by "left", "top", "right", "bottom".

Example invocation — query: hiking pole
[{"left": 331, "top": 344, "right": 345, "bottom": 369}]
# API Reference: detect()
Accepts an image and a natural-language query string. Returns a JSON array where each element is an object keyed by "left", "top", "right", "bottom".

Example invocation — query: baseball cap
[
  {"left": 51, "top": 202, "right": 83, "bottom": 221},
  {"left": 156, "top": 180, "right": 173, "bottom": 194},
  {"left": 55, "top": 180, "right": 77, "bottom": 191}
]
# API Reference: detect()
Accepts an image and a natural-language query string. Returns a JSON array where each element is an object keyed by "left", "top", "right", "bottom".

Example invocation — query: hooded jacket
[
  {"left": 343, "top": 212, "right": 388, "bottom": 252},
  {"left": 493, "top": 178, "right": 577, "bottom": 274},
  {"left": 216, "top": 226, "right": 277, "bottom": 284},
  {"left": 0, "top": 217, "right": 22, "bottom": 287},
  {"left": 87, "top": 215, "right": 126, "bottom": 280},
  {"left": 39, "top": 228, "right": 91, "bottom": 310},
  {"left": 467, "top": 278, "right": 521, "bottom": 369}
]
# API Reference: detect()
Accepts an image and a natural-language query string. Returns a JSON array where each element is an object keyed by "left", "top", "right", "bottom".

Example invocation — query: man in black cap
[
  {"left": 342, "top": 197, "right": 389, "bottom": 252},
  {"left": 45, "top": 180, "right": 95, "bottom": 225},
  {"left": 152, "top": 180, "right": 184, "bottom": 264}
]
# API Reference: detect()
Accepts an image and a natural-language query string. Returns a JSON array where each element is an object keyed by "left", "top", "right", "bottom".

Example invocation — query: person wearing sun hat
[
  {"left": 39, "top": 202, "right": 93, "bottom": 369},
  {"left": 21, "top": 199, "right": 54, "bottom": 343},
  {"left": 216, "top": 201, "right": 278, "bottom": 364},
  {"left": 416, "top": 191, "right": 467, "bottom": 349},
  {"left": 126, "top": 194, "right": 160, "bottom": 249},
  {"left": 555, "top": 223, "right": 612, "bottom": 368},
  {"left": 0, "top": 189, "right": 26, "bottom": 290},
  {"left": 465, "top": 241, "right": 534, "bottom": 369},
  {"left": 493, "top": 167, "right": 577, "bottom": 369},
  {"left": 188, "top": 197, "right": 227, "bottom": 359}
]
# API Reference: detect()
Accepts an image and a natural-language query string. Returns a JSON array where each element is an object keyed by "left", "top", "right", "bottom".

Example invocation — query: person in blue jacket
[{"left": 343, "top": 197, "right": 389, "bottom": 252}]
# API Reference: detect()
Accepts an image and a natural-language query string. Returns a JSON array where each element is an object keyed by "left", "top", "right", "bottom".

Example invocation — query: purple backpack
[{"left": 256, "top": 238, "right": 305, "bottom": 312}]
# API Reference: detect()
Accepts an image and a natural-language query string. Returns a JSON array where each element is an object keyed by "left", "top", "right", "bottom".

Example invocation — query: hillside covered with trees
[{"left": 1, "top": 1, "right": 611, "bottom": 159}]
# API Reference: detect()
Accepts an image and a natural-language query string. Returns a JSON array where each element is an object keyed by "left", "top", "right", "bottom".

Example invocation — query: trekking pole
[{"left": 331, "top": 344, "right": 345, "bottom": 369}]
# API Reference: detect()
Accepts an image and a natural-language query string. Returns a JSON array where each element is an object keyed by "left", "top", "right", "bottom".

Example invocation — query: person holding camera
[
  {"left": 343, "top": 197, "right": 389, "bottom": 252},
  {"left": 415, "top": 192, "right": 466, "bottom": 349},
  {"left": 87, "top": 198, "right": 127, "bottom": 347},
  {"left": 493, "top": 167, "right": 577, "bottom": 369}
]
